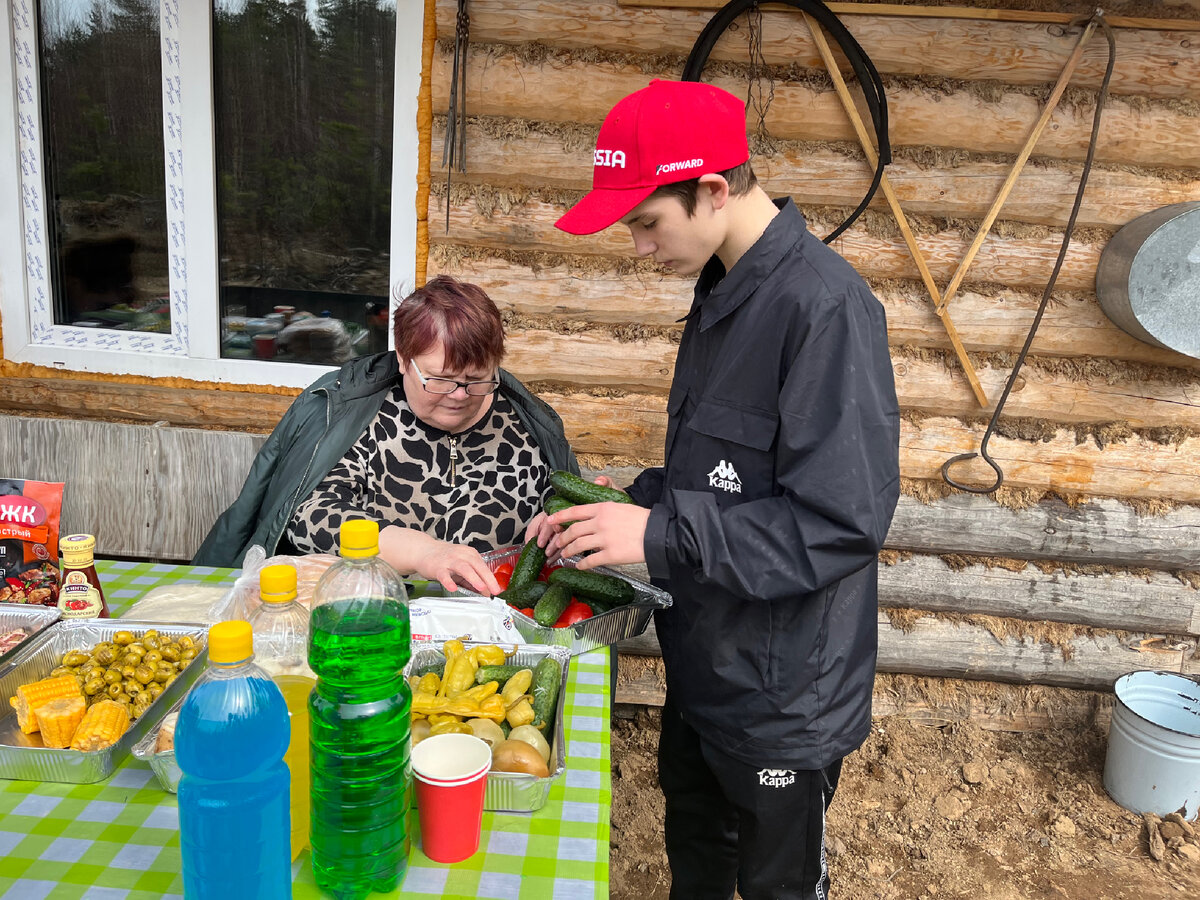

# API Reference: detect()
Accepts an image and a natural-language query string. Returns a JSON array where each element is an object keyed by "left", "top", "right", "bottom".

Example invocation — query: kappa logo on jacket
[
  {"left": 757, "top": 768, "right": 797, "bottom": 788},
  {"left": 707, "top": 459, "right": 742, "bottom": 493}
]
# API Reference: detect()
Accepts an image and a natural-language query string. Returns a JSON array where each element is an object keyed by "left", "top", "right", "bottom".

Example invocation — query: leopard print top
[{"left": 287, "top": 384, "right": 552, "bottom": 555}]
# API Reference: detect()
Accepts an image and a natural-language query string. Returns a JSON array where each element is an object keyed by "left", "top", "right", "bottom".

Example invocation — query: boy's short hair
[{"left": 651, "top": 161, "right": 758, "bottom": 216}]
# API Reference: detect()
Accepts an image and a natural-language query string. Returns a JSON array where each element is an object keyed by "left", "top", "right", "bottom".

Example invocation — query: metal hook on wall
[{"left": 942, "top": 10, "right": 1116, "bottom": 495}]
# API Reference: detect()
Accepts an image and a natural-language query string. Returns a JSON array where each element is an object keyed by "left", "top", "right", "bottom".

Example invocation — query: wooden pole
[
  {"left": 802, "top": 13, "right": 989, "bottom": 407},
  {"left": 936, "top": 19, "right": 1098, "bottom": 315}
]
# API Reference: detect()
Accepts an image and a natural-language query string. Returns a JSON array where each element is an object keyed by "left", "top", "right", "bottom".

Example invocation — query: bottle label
[{"left": 58, "top": 571, "right": 103, "bottom": 619}]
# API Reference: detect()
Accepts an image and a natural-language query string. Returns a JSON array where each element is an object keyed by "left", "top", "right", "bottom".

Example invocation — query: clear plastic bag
[{"left": 207, "top": 545, "right": 338, "bottom": 622}]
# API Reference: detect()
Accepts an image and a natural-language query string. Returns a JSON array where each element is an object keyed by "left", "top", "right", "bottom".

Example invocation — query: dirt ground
[{"left": 610, "top": 707, "right": 1200, "bottom": 900}]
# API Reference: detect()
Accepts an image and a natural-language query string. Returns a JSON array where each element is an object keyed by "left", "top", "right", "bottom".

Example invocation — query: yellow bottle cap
[
  {"left": 339, "top": 519, "right": 380, "bottom": 559},
  {"left": 60, "top": 534, "right": 96, "bottom": 567},
  {"left": 208, "top": 620, "right": 253, "bottom": 664},
  {"left": 259, "top": 564, "right": 298, "bottom": 603}
]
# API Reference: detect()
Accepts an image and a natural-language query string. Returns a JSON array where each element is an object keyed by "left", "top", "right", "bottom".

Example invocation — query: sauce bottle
[{"left": 57, "top": 534, "right": 110, "bottom": 619}]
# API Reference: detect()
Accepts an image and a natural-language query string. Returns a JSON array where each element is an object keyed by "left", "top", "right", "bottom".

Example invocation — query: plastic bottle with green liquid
[
  {"left": 308, "top": 519, "right": 412, "bottom": 899},
  {"left": 247, "top": 563, "right": 314, "bottom": 861}
]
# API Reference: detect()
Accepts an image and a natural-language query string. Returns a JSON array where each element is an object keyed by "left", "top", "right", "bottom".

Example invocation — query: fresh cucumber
[
  {"left": 509, "top": 536, "right": 547, "bottom": 591},
  {"left": 532, "top": 582, "right": 572, "bottom": 627},
  {"left": 574, "top": 595, "right": 614, "bottom": 617},
  {"left": 543, "top": 494, "right": 576, "bottom": 517},
  {"left": 530, "top": 656, "right": 560, "bottom": 736},
  {"left": 475, "top": 664, "right": 527, "bottom": 686},
  {"left": 547, "top": 566, "right": 636, "bottom": 607},
  {"left": 499, "top": 580, "right": 548, "bottom": 609},
  {"left": 549, "top": 470, "right": 633, "bottom": 506}
]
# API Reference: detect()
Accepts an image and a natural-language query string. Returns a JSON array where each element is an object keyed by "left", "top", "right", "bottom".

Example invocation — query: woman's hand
[
  {"left": 523, "top": 511, "right": 559, "bottom": 557},
  {"left": 379, "top": 526, "right": 502, "bottom": 595}
]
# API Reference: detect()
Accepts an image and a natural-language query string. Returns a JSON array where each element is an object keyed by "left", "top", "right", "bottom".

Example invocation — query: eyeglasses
[{"left": 409, "top": 358, "right": 500, "bottom": 396}]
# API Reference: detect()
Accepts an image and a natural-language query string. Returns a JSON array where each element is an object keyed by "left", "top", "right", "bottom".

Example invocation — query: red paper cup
[{"left": 412, "top": 734, "right": 492, "bottom": 863}]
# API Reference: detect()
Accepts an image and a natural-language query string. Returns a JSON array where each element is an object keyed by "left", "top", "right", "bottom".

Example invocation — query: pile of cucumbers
[{"left": 499, "top": 471, "right": 638, "bottom": 627}]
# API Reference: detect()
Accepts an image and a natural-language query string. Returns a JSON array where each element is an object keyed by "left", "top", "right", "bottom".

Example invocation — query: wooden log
[
  {"left": 430, "top": 195, "right": 1106, "bottom": 292},
  {"left": 502, "top": 328, "right": 1200, "bottom": 429},
  {"left": 4, "top": 380, "right": 1198, "bottom": 503},
  {"left": 0, "top": 377, "right": 292, "bottom": 430},
  {"left": 583, "top": 464, "right": 1200, "bottom": 571},
  {"left": 616, "top": 616, "right": 1196, "bottom": 690},
  {"left": 606, "top": 545, "right": 1200, "bottom": 634},
  {"left": 878, "top": 553, "right": 1200, "bottom": 636},
  {"left": 617, "top": 0, "right": 1200, "bottom": 32},
  {"left": 432, "top": 47, "right": 1200, "bottom": 170},
  {"left": 540, "top": 397, "right": 1200, "bottom": 501},
  {"left": 617, "top": 657, "right": 1116, "bottom": 732},
  {"left": 885, "top": 493, "right": 1200, "bottom": 571},
  {"left": 437, "top": 0, "right": 1200, "bottom": 101},
  {"left": 432, "top": 122, "right": 1200, "bottom": 231},
  {"left": 430, "top": 252, "right": 1200, "bottom": 374}
]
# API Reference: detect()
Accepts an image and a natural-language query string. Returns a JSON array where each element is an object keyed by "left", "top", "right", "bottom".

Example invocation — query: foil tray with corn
[{"left": 0, "top": 620, "right": 207, "bottom": 784}]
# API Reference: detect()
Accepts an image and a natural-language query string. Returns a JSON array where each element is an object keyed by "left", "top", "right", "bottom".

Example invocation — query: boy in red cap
[{"left": 547, "top": 79, "right": 901, "bottom": 899}]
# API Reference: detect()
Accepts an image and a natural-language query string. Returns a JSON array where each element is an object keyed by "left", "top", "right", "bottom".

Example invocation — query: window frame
[{"left": 0, "top": 0, "right": 422, "bottom": 388}]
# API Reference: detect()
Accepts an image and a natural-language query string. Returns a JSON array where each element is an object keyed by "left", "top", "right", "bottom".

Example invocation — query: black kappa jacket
[{"left": 628, "top": 199, "right": 900, "bottom": 769}]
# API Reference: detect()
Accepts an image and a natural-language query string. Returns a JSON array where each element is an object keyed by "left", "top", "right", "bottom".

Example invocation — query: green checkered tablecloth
[{"left": 0, "top": 561, "right": 611, "bottom": 899}]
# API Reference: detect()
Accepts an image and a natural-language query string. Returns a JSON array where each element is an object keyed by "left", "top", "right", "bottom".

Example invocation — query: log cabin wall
[{"left": 424, "top": 0, "right": 1200, "bottom": 706}]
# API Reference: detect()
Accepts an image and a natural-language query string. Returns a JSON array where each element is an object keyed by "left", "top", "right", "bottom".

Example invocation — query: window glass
[
  {"left": 213, "top": 0, "right": 397, "bottom": 365},
  {"left": 38, "top": 0, "right": 170, "bottom": 333}
]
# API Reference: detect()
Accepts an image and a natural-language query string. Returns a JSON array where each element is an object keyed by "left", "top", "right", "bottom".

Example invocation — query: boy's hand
[
  {"left": 548, "top": 501, "right": 649, "bottom": 569},
  {"left": 523, "top": 511, "right": 559, "bottom": 556}
]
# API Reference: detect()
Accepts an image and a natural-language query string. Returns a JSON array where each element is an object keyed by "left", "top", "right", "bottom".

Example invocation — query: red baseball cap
[{"left": 555, "top": 79, "right": 750, "bottom": 235}]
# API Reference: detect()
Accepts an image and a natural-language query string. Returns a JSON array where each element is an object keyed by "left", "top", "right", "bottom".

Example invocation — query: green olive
[
  {"left": 93, "top": 646, "right": 117, "bottom": 666},
  {"left": 106, "top": 683, "right": 123, "bottom": 699},
  {"left": 124, "top": 643, "right": 146, "bottom": 657},
  {"left": 143, "top": 650, "right": 163, "bottom": 666},
  {"left": 119, "top": 665, "right": 137, "bottom": 679},
  {"left": 112, "top": 631, "right": 135, "bottom": 646},
  {"left": 49, "top": 665, "right": 73, "bottom": 679},
  {"left": 134, "top": 664, "right": 156, "bottom": 685},
  {"left": 62, "top": 650, "right": 90, "bottom": 667},
  {"left": 147, "top": 683, "right": 163, "bottom": 699},
  {"left": 83, "top": 678, "right": 106, "bottom": 697},
  {"left": 180, "top": 647, "right": 198, "bottom": 662},
  {"left": 159, "top": 644, "right": 181, "bottom": 663},
  {"left": 112, "top": 692, "right": 130, "bottom": 706},
  {"left": 177, "top": 636, "right": 195, "bottom": 651},
  {"left": 143, "top": 635, "right": 161, "bottom": 651}
]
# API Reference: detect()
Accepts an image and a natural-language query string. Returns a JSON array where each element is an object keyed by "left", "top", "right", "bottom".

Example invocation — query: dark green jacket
[{"left": 193, "top": 352, "right": 578, "bottom": 568}]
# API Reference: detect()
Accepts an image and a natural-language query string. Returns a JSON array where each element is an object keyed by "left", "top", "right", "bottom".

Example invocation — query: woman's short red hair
[{"left": 392, "top": 276, "right": 505, "bottom": 372}]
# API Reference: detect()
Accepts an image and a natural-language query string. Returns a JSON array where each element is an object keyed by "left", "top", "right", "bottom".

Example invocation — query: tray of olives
[{"left": 0, "top": 620, "right": 208, "bottom": 783}]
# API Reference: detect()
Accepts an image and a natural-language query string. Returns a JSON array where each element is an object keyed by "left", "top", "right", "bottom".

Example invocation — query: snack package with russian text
[{"left": 0, "top": 478, "right": 65, "bottom": 606}]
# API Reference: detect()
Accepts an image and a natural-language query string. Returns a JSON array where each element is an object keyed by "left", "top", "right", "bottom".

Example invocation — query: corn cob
[
  {"left": 9, "top": 675, "right": 83, "bottom": 734},
  {"left": 35, "top": 695, "right": 87, "bottom": 748},
  {"left": 69, "top": 699, "right": 130, "bottom": 752}
]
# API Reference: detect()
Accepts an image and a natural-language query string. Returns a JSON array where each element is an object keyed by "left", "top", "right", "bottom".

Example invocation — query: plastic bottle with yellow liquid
[{"left": 247, "top": 563, "right": 314, "bottom": 861}]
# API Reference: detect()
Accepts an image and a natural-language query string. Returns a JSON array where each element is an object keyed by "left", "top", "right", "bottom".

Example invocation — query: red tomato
[
  {"left": 517, "top": 607, "right": 536, "bottom": 618},
  {"left": 537, "top": 563, "right": 564, "bottom": 583},
  {"left": 554, "top": 600, "right": 593, "bottom": 628},
  {"left": 494, "top": 563, "right": 514, "bottom": 589}
]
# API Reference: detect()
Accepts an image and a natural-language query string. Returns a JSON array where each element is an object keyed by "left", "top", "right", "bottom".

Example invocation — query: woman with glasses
[{"left": 193, "top": 276, "right": 578, "bottom": 593}]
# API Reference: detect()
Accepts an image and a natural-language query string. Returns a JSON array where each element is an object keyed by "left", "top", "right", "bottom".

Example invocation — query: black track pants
[{"left": 658, "top": 696, "right": 843, "bottom": 900}]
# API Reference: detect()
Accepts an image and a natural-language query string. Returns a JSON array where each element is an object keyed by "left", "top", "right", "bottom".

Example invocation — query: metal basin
[{"left": 1096, "top": 201, "right": 1200, "bottom": 360}]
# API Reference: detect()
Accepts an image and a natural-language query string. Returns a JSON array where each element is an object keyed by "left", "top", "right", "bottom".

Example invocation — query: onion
[
  {"left": 508, "top": 724, "right": 551, "bottom": 765},
  {"left": 466, "top": 718, "right": 506, "bottom": 749},
  {"left": 491, "top": 739, "right": 550, "bottom": 777}
]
